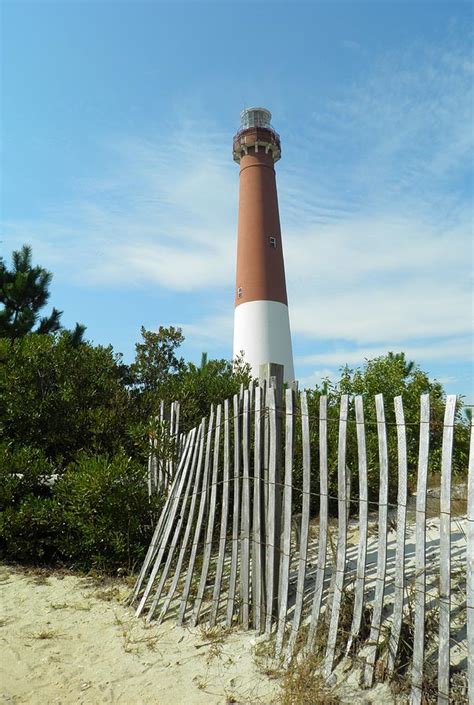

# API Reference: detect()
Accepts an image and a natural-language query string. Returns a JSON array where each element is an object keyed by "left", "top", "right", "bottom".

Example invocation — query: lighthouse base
[{"left": 233, "top": 300, "right": 295, "bottom": 383}]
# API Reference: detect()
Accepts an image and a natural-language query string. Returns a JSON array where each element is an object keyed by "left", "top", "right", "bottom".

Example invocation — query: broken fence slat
[
  {"left": 157, "top": 421, "right": 206, "bottom": 624},
  {"left": 130, "top": 431, "right": 192, "bottom": 605},
  {"left": 136, "top": 428, "right": 196, "bottom": 618},
  {"left": 177, "top": 408, "right": 215, "bottom": 625},
  {"left": 146, "top": 423, "right": 203, "bottom": 622},
  {"left": 191, "top": 404, "right": 222, "bottom": 627}
]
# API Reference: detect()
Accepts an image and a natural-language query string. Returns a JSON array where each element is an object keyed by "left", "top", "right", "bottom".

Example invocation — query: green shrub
[
  {"left": 0, "top": 443, "right": 56, "bottom": 511},
  {"left": 0, "top": 449, "right": 163, "bottom": 572},
  {"left": 53, "top": 451, "right": 162, "bottom": 572},
  {"left": 0, "top": 333, "right": 134, "bottom": 463},
  {"left": 0, "top": 495, "right": 62, "bottom": 563}
]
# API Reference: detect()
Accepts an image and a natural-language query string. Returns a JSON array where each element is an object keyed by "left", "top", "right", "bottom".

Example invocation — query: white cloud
[
  {"left": 297, "top": 336, "right": 473, "bottom": 367},
  {"left": 2, "top": 33, "right": 472, "bottom": 372},
  {"left": 177, "top": 311, "right": 234, "bottom": 349},
  {"left": 298, "top": 368, "right": 335, "bottom": 389}
]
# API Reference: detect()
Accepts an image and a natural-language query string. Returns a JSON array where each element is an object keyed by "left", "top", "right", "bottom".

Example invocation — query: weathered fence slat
[
  {"left": 147, "top": 421, "right": 157, "bottom": 497},
  {"left": 364, "top": 394, "right": 389, "bottom": 686},
  {"left": 158, "top": 400, "right": 165, "bottom": 487},
  {"left": 146, "top": 423, "right": 203, "bottom": 622},
  {"left": 240, "top": 390, "right": 251, "bottom": 628},
  {"left": 410, "top": 394, "right": 430, "bottom": 705},
  {"left": 133, "top": 390, "right": 467, "bottom": 699},
  {"left": 265, "top": 386, "right": 278, "bottom": 633},
  {"left": 136, "top": 428, "right": 196, "bottom": 618},
  {"left": 387, "top": 395, "right": 408, "bottom": 673},
  {"left": 178, "top": 408, "right": 215, "bottom": 625},
  {"left": 286, "top": 391, "right": 311, "bottom": 660},
  {"left": 275, "top": 388, "right": 294, "bottom": 654},
  {"left": 252, "top": 385, "right": 265, "bottom": 632},
  {"left": 209, "top": 400, "right": 231, "bottom": 627},
  {"left": 157, "top": 422, "right": 206, "bottom": 624},
  {"left": 467, "top": 411, "right": 474, "bottom": 705},
  {"left": 438, "top": 395, "right": 457, "bottom": 705},
  {"left": 346, "top": 395, "right": 368, "bottom": 654},
  {"left": 191, "top": 404, "right": 222, "bottom": 627},
  {"left": 130, "top": 430, "right": 192, "bottom": 605},
  {"left": 226, "top": 394, "right": 241, "bottom": 626},
  {"left": 324, "top": 394, "right": 349, "bottom": 678},
  {"left": 306, "top": 395, "right": 329, "bottom": 654}
]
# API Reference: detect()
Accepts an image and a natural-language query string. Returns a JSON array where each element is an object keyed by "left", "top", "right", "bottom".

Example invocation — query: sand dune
[{"left": 0, "top": 565, "right": 279, "bottom": 705}]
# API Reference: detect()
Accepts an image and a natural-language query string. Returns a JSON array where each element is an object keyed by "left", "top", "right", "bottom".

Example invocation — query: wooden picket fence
[
  {"left": 131, "top": 383, "right": 473, "bottom": 705},
  {"left": 147, "top": 400, "right": 181, "bottom": 496}
]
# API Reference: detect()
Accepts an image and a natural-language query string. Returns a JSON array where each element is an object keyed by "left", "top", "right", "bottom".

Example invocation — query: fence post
[
  {"left": 438, "top": 395, "right": 457, "bottom": 704},
  {"left": 252, "top": 385, "right": 265, "bottom": 632},
  {"left": 387, "top": 396, "right": 408, "bottom": 673},
  {"left": 286, "top": 390, "right": 311, "bottom": 660},
  {"left": 226, "top": 394, "right": 242, "bottom": 626},
  {"left": 324, "top": 394, "right": 349, "bottom": 678},
  {"left": 306, "top": 395, "right": 329, "bottom": 654},
  {"left": 346, "top": 395, "right": 368, "bottom": 654},
  {"left": 240, "top": 390, "right": 251, "bottom": 628},
  {"left": 364, "top": 394, "right": 389, "bottom": 686},
  {"left": 259, "top": 363, "right": 284, "bottom": 629},
  {"left": 467, "top": 410, "right": 474, "bottom": 705},
  {"left": 410, "top": 394, "right": 430, "bottom": 705},
  {"left": 275, "top": 387, "right": 295, "bottom": 654}
]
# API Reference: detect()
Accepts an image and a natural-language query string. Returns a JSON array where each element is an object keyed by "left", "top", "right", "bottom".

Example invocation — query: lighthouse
[{"left": 232, "top": 108, "right": 295, "bottom": 382}]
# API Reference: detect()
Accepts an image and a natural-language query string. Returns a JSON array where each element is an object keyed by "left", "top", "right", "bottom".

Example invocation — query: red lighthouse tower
[{"left": 232, "top": 108, "right": 294, "bottom": 382}]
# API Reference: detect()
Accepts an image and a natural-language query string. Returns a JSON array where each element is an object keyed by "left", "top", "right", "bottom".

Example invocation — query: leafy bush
[
  {"left": 0, "top": 333, "right": 135, "bottom": 463},
  {"left": 54, "top": 452, "right": 162, "bottom": 571},
  {"left": 0, "top": 443, "right": 56, "bottom": 510},
  {"left": 0, "top": 450, "right": 163, "bottom": 572},
  {"left": 0, "top": 496, "right": 62, "bottom": 563}
]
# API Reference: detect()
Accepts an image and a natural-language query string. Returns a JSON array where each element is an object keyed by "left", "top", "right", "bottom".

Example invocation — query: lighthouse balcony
[{"left": 232, "top": 126, "right": 281, "bottom": 162}]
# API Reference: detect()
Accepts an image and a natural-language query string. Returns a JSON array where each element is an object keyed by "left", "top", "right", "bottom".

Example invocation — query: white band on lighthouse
[{"left": 233, "top": 300, "right": 295, "bottom": 382}]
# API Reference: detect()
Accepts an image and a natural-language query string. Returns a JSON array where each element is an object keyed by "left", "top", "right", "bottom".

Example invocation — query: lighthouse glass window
[{"left": 269, "top": 236, "right": 277, "bottom": 248}]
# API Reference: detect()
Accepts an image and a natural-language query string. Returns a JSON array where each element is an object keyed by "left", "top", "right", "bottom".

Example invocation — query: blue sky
[{"left": 2, "top": 0, "right": 473, "bottom": 400}]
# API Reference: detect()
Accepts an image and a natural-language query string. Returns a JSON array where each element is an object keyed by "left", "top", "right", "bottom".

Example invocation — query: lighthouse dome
[{"left": 240, "top": 107, "right": 272, "bottom": 130}]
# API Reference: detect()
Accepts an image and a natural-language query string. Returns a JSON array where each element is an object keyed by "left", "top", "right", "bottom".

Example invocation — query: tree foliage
[
  {"left": 292, "top": 352, "right": 471, "bottom": 514},
  {"left": 0, "top": 333, "right": 134, "bottom": 464},
  {"left": 0, "top": 252, "right": 469, "bottom": 572},
  {"left": 0, "top": 244, "right": 85, "bottom": 343}
]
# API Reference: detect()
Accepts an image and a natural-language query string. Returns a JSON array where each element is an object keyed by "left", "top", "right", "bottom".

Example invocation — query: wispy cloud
[
  {"left": 297, "top": 336, "right": 472, "bottom": 367},
  {"left": 2, "top": 33, "right": 472, "bottom": 375}
]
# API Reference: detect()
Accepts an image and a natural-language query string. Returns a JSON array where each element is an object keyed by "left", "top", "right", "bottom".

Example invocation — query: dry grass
[
  {"left": 253, "top": 637, "right": 282, "bottom": 679},
  {"left": 30, "top": 629, "right": 59, "bottom": 640},
  {"left": 277, "top": 650, "right": 340, "bottom": 705},
  {"left": 50, "top": 601, "right": 91, "bottom": 611},
  {"left": 92, "top": 585, "right": 123, "bottom": 602},
  {"left": 114, "top": 614, "right": 161, "bottom": 654}
]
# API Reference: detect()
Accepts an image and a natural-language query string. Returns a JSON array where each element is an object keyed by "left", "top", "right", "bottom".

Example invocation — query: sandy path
[{"left": 0, "top": 566, "right": 279, "bottom": 705}]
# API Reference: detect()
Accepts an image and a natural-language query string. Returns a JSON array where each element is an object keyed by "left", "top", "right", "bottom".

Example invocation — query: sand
[
  {"left": 1, "top": 504, "right": 467, "bottom": 705},
  {"left": 0, "top": 565, "right": 279, "bottom": 705}
]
